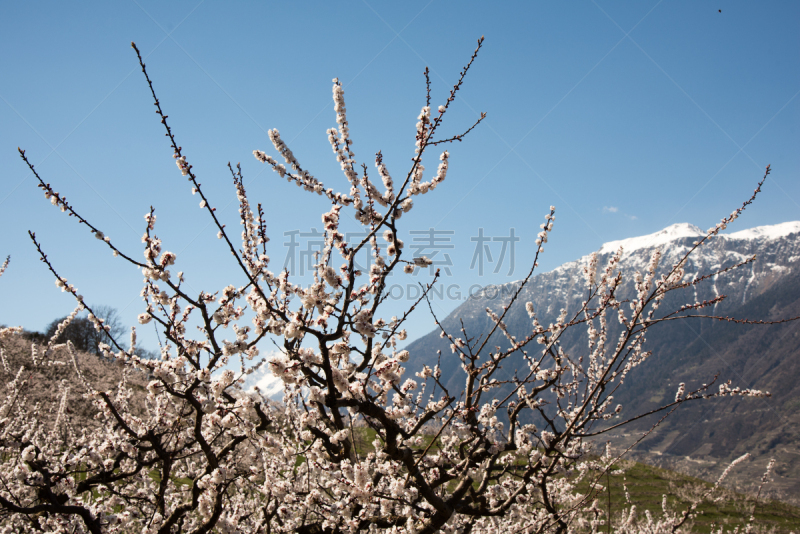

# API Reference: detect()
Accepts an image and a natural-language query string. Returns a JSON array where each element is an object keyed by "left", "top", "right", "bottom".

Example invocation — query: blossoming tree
[{"left": 0, "top": 38, "right": 790, "bottom": 533}]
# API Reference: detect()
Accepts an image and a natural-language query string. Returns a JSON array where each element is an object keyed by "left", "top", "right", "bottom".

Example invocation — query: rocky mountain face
[{"left": 404, "top": 221, "right": 800, "bottom": 503}]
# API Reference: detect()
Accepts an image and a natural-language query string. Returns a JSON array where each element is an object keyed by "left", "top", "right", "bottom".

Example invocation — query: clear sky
[{"left": 1, "top": 1, "right": 798, "bottom": 353}]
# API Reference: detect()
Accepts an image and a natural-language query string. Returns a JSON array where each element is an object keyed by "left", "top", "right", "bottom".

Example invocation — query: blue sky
[{"left": 1, "top": 1, "right": 798, "bottom": 352}]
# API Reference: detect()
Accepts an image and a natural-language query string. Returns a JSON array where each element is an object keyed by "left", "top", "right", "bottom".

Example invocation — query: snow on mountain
[
  {"left": 598, "top": 223, "right": 705, "bottom": 255},
  {"left": 723, "top": 220, "right": 800, "bottom": 241},
  {"left": 464, "top": 221, "right": 800, "bottom": 324},
  {"left": 597, "top": 221, "right": 800, "bottom": 257},
  {"left": 248, "top": 370, "right": 285, "bottom": 399},
  {"left": 589, "top": 221, "right": 800, "bottom": 307},
  {"left": 243, "top": 350, "right": 285, "bottom": 400}
]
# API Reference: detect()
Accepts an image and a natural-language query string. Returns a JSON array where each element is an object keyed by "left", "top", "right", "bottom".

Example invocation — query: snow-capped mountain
[
  {"left": 426, "top": 221, "right": 800, "bottom": 328},
  {"left": 599, "top": 221, "right": 800, "bottom": 255},
  {"left": 405, "top": 221, "right": 800, "bottom": 499}
]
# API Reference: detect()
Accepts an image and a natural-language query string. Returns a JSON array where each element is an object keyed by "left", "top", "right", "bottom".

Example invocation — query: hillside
[
  {"left": 0, "top": 333, "right": 149, "bottom": 435},
  {"left": 404, "top": 221, "right": 800, "bottom": 504},
  {"left": 2, "top": 331, "right": 799, "bottom": 532}
]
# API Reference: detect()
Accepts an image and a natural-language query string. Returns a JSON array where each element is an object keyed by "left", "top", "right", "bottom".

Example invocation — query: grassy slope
[
  {"left": 352, "top": 428, "right": 800, "bottom": 532},
  {"left": 584, "top": 461, "right": 800, "bottom": 533}
]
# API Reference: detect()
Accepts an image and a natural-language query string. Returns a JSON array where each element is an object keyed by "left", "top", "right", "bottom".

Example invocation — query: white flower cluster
[
  {"left": 174, "top": 154, "right": 190, "bottom": 176},
  {"left": 535, "top": 208, "right": 555, "bottom": 252}
]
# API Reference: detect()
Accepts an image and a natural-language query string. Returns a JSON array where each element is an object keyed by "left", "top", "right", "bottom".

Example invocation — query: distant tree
[
  {"left": 132, "top": 345, "right": 159, "bottom": 360},
  {"left": 20, "top": 329, "right": 47, "bottom": 345},
  {"left": 43, "top": 305, "right": 126, "bottom": 355}
]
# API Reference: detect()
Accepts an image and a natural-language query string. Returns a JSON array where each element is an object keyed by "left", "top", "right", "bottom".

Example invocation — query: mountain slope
[{"left": 404, "top": 221, "right": 800, "bottom": 503}]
